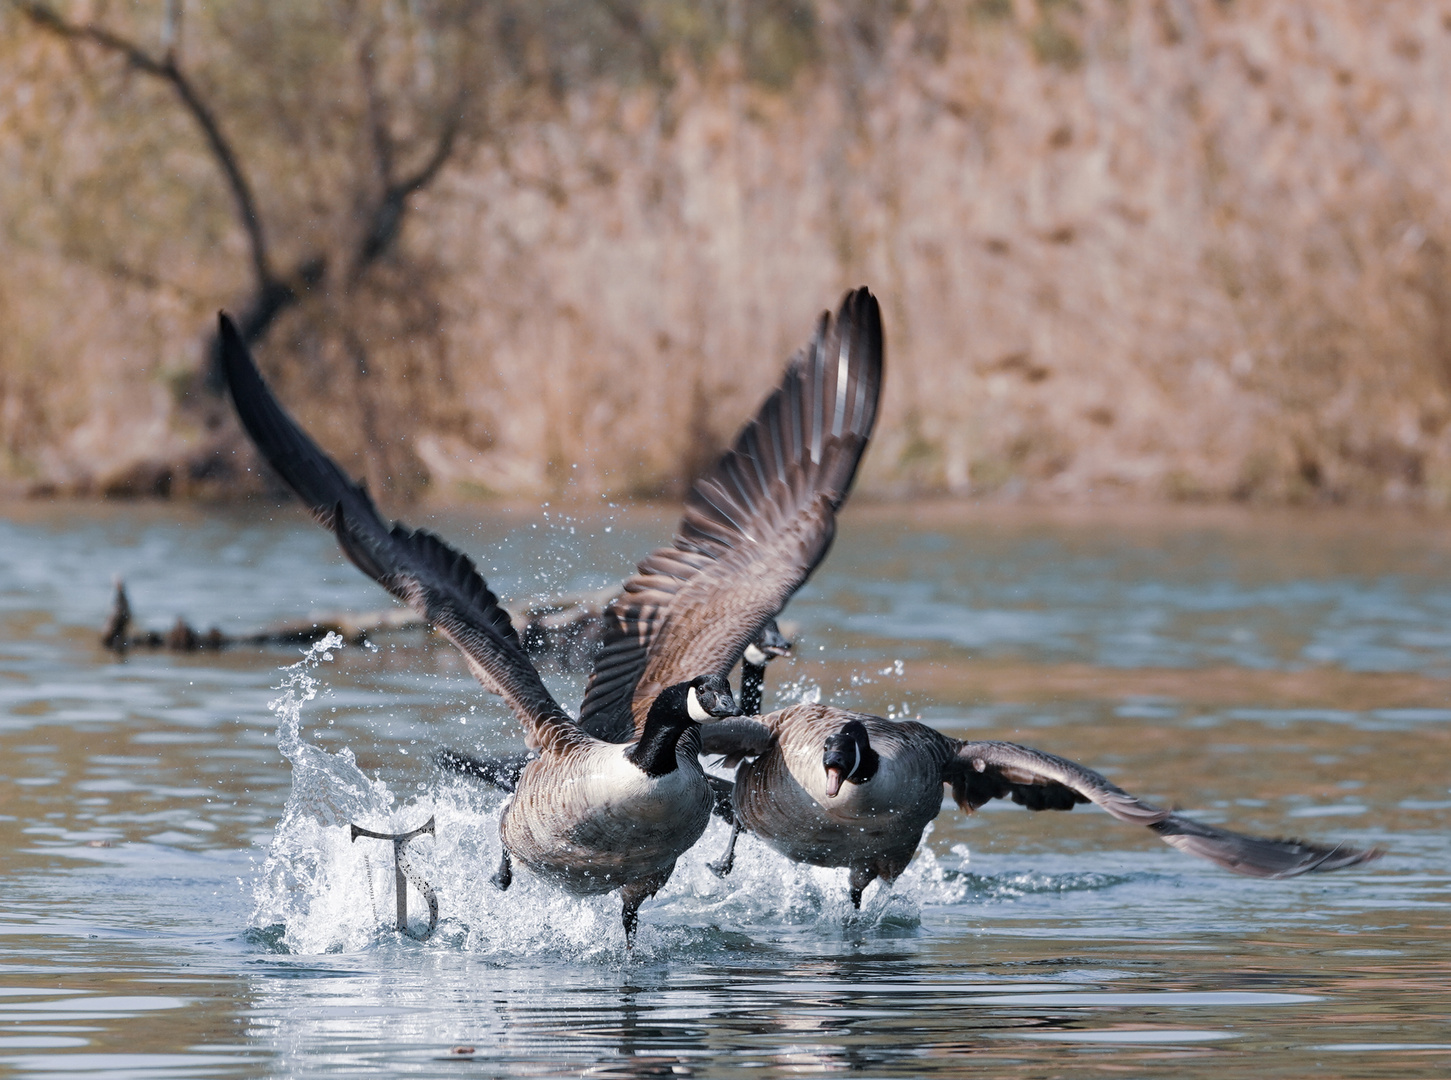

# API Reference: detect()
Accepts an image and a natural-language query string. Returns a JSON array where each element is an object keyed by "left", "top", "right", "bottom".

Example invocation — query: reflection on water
[{"left": 0, "top": 501, "right": 1448, "bottom": 1078}]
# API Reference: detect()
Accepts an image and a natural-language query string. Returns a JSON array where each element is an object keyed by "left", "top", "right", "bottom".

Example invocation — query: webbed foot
[
  {"left": 491, "top": 849, "right": 513, "bottom": 890},
  {"left": 709, "top": 821, "right": 742, "bottom": 879}
]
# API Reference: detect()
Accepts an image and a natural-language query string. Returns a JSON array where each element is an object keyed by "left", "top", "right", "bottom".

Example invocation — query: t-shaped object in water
[{"left": 350, "top": 816, "right": 438, "bottom": 940}]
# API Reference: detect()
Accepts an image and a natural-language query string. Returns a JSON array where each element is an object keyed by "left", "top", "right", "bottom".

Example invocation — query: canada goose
[
  {"left": 702, "top": 710, "right": 1381, "bottom": 905},
  {"left": 739, "top": 618, "right": 792, "bottom": 715},
  {"left": 218, "top": 315, "right": 739, "bottom": 942},
  {"left": 574, "top": 287, "right": 883, "bottom": 743},
  {"left": 437, "top": 286, "right": 880, "bottom": 787}
]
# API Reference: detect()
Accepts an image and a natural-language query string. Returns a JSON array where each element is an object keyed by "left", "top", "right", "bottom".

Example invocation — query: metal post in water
[{"left": 350, "top": 816, "right": 438, "bottom": 940}]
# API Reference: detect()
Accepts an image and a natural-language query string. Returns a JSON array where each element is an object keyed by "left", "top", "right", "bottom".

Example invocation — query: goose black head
[
  {"left": 629, "top": 674, "right": 738, "bottom": 777},
  {"left": 685, "top": 673, "right": 739, "bottom": 721},
  {"left": 822, "top": 719, "right": 879, "bottom": 797},
  {"left": 743, "top": 619, "right": 793, "bottom": 667}
]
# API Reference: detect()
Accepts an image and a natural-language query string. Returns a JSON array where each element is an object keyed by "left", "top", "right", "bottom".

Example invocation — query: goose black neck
[
  {"left": 626, "top": 685, "right": 696, "bottom": 777},
  {"left": 740, "top": 661, "right": 765, "bottom": 715}
]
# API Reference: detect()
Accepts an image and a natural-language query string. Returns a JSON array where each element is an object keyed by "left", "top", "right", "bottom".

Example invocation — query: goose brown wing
[
  {"left": 219, "top": 314, "right": 584, "bottom": 754},
  {"left": 579, "top": 288, "right": 885, "bottom": 741},
  {"left": 947, "top": 740, "right": 1381, "bottom": 878}
]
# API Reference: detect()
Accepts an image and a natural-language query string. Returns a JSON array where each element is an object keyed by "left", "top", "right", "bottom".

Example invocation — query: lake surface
[{"left": 1, "top": 499, "right": 1448, "bottom": 1078}]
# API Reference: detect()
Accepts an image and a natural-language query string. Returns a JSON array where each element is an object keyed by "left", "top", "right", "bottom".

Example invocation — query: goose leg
[
  {"left": 619, "top": 882, "right": 652, "bottom": 948},
  {"left": 621, "top": 896, "right": 642, "bottom": 947},
  {"left": 705, "top": 774, "right": 735, "bottom": 824},
  {"left": 848, "top": 865, "right": 878, "bottom": 910},
  {"left": 709, "top": 821, "right": 743, "bottom": 879},
  {"left": 491, "top": 849, "right": 513, "bottom": 890},
  {"left": 618, "top": 867, "right": 673, "bottom": 948}
]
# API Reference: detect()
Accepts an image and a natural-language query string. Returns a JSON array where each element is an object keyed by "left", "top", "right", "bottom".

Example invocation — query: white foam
[{"left": 249, "top": 642, "right": 974, "bottom": 957}]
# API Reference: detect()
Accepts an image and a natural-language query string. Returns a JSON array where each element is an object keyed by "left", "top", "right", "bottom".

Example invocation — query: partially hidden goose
[
  {"left": 739, "top": 618, "right": 792, "bottom": 715},
  {"left": 573, "top": 286, "right": 883, "bottom": 743},
  {"left": 702, "top": 711, "right": 1382, "bottom": 905},
  {"left": 218, "top": 315, "right": 739, "bottom": 942}
]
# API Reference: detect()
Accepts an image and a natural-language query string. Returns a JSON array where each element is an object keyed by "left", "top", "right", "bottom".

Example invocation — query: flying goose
[
  {"left": 218, "top": 315, "right": 739, "bottom": 942},
  {"left": 702, "top": 710, "right": 1382, "bottom": 905},
  {"left": 436, "top": 287, "right": 880, "bottom": 789}
]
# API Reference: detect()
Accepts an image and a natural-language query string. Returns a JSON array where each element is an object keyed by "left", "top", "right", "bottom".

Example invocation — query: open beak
[{"left": 824, "top": 766, "right": 844, "bottom": 798}]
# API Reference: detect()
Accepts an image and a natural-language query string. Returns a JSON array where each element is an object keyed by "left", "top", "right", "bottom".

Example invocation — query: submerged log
[{"left": 100, "top": 579, "right": 610, "bottom": 670}]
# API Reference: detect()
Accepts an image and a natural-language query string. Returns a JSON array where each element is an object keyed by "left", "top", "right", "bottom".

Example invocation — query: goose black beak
[
  {"left": 758, "top": 622, "right": 793, "bottom": 659},
  {"left": 822, "top": 743, "right": 855, "bottom": 798}
]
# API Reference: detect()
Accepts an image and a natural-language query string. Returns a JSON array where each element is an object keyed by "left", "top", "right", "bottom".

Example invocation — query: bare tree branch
[
  {"left": 358, "top": 39, "right": 395, "bottom": 188},
  {"left": 351, "top": 79, "right": 469, "bottom": 283},
  {"left": 15, "top": 1, "right": 274, "bottom": 290}
]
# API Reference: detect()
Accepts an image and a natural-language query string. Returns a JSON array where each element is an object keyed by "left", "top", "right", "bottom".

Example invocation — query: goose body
[
  {"left": 730, "top": 707, "right": 945, "bottom": 881},
  {"left": 502, "top": 730, "right": 712, "bottom": 895},
  {"left": 705, "top": 709, "right": 1381, "bottom": 905}
]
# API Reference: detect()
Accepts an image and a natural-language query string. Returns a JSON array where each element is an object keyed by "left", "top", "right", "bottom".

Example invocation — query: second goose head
[
  {"left": 822, "top": 719, "right": 881, "bottom": 797},
  {"left": 743, "top": 619, "right": 793, "bottom": 667},
  {"left": 627, "top": 674, "right": 738, "bottom": 777},
  {"left": 741, "top": 619, "right": 793, "bottom": 715}
]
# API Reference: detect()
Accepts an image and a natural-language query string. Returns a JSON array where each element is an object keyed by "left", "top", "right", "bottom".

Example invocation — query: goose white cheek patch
[
  {"left": 850, "top": 741, "right": 861, "bottom": 781},
  {"left": 687, "top": 686, "right": 712, "bottom": 721},
  {"left": 744, "top": 644, "right": 767, "bottom": 665}
]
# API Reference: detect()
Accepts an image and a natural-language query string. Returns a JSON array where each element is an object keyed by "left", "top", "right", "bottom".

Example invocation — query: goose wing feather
[
  {"left": 219, "top": 313, "right": 584, "bottom": 755},
  {"left": 947, "top": 740, "right": 1382, "bottom": 878},
  {"left": 578, "top": 288, "right": 884, "bottom": 741}
]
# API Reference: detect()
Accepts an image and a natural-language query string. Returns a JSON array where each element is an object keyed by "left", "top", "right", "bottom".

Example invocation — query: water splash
[
  {"left": 251, "top": 635, "right": 402, "bottom": 953},
  {"left": 246, "top": 641, "right": 1058, "bottom": 958}
]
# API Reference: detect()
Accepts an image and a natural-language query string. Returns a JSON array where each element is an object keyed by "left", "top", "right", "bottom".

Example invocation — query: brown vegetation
[{"left": 3, "top": 1, "right": 1451, "bottom": 506}]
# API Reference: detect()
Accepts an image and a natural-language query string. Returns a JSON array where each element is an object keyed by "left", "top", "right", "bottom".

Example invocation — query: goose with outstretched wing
[
  {"left": 578, "top": 286, "right": 883, "bottom": 742},
  {"left": 438, "top": 288, "right": 883, "bottom": 794},
  {"left": 218, "top": 315, "right": 738, "bottom": 943},
  {"left": 702, "top": 709, "right": 1382, "bottom": 905}
]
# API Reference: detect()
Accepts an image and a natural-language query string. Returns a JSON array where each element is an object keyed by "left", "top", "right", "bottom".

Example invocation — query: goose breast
[
  {"left": 733, "top": 707, "right": 948, "bottom": 873},
  {"left": 501, "top": 742, "right": 712, "bottom": 895}
]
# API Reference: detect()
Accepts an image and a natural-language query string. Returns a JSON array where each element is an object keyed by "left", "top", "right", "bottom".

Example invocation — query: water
[{"left": 1, "top": 499, "right": 1448, "bottom": 1078}]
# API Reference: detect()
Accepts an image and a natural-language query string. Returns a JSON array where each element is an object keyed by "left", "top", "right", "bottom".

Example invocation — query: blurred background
[{"left": 2, "top": 0, "right": 1449, "bottom": 507}]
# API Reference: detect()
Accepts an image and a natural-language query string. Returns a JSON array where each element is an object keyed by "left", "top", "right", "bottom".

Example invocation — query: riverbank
[{"left": 4, "top": 2, "right": 1450, "bottom": 507}]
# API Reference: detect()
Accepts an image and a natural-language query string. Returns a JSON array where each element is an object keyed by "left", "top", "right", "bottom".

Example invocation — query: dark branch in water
[{"left": 99, "top": 579, "right": 609, "bottom": 668}]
